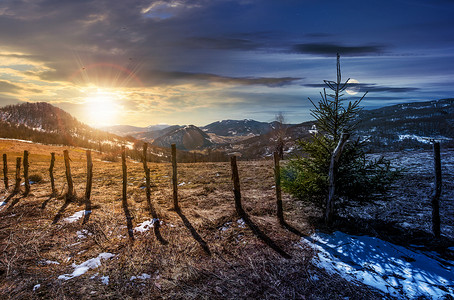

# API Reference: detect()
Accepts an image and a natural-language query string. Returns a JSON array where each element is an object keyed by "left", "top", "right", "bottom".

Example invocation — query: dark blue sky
[{"left": 0, "top": 0, "right": 453, "bottom": 126}]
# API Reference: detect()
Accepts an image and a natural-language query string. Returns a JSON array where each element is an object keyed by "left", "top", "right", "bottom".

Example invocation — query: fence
[{"left": 0, "top": 142, "right": 445, "bottom": 258}]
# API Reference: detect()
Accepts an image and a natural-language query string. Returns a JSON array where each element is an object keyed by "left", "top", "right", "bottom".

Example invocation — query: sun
[{"left": 84, "top": 89, "right": 119, "bottom": 127}]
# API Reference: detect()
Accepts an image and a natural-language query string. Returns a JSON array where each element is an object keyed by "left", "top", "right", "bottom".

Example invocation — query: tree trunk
[{"left": 325, "top": 133, "right": 350, "bottom": 225}]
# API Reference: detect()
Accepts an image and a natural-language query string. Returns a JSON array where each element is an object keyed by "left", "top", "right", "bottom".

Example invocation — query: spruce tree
[{"left": 282, "top": 54, "right": 400, "bottom": 222}]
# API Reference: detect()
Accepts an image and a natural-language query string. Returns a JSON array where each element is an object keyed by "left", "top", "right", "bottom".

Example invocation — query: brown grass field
[{"left": 0, "top": 139, "right": 399, "bottom": 299}]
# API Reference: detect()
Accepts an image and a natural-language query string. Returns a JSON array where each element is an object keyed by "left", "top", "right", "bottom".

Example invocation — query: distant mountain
[
  {"left": 0, "top": 102, "right": 134, "bottom": 152},
  {"left": 203, "top": 119, "right": 279, "bottom": 136},
  {"left": 101, "top": 125, "right": 148, "bottom": 137},
  {"left": 152, "top": 125, "right": 213, "bottom": 150},
  {"left": 134, "top": 125, "right": 182, "bottom": 141},
  {"left": 357, "top": 98, "right": 454, "bottom": 151}
]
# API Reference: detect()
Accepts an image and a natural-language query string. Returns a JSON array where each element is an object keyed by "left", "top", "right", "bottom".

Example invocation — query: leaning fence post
[
  {"left": 14, "top": 157, "right": 21, "bottom": 193},
  {"left": 23, "top": 150, "right": 30, "bottom": 196},
  {"left": 3, "top": 154, "right": 8, "bottom": 190},
  {"left": 432, "top": 141, "right": 442, "bottom": 238},
  {"left": 63, "top": 150, "right": 75, "bottom": 199},
  {"left": 85, "top": 150, "right": 93, "bottom": 214},
  {"left": 171, "top": 144, "right": 179, "bottom": 211},
  {"left": 230, "top": 156, "right": 244, "bottom": 215},
  {"left": 122, "top": 146, "right": 134, "bottom": 239},
  {"left": 274, "top": 152, "right": 284, "bottom": 225},
  {"left": 49, "top": 153, "right": 56, "bottom": 196}
]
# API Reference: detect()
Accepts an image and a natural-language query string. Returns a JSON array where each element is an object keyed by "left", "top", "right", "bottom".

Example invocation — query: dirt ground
[{"left": 0, "top": 140, "right": 450, "bottom": 299}]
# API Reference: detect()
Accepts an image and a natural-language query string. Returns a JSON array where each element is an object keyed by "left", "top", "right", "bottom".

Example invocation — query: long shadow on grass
[
  {"left": 6, "top": 193, "right": 25, "bottom": 210},
  {"left": 175, "top": 208, "right": 211, "bottom": 255},
  {"left": 239, "top": 211, "right": 292, "bottom": 259},
  {"left": 282, "top": 221, "right": 305, "bottom": 237},
  {"left": 1, "top": 192, "right": 18, "bottom": 209},
  {"left": 122, "top": 199, "right": 135, "bottom": 241},
  {"left": 52, "top": 199, "right": 71, "bottom": 224}
]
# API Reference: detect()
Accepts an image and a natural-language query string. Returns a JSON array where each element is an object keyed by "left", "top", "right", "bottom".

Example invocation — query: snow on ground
[
  {"left": 63, "top": 210, "right": 88, "bottom": 223},
  {"left": 58, "top": 253, "right": 115, "bottom": 281},
  {"left": 134, "top": 219, "right": 157, "bottom": 233},
  {"left": 301, "top": 231, "right": 454, "bottom": 299}
]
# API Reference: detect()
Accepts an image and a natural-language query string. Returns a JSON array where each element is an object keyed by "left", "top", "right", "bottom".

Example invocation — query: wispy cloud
[{"left": 293, "top": 43, "right": 385, "bottom": 56}]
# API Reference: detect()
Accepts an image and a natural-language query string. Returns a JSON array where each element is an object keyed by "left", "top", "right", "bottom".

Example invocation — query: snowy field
[
  {"left": 312, "top": 149, "right": 454, "bottom": 299},
  {"left": 301, "top": 231, "right": 453, "bottom": 299}
]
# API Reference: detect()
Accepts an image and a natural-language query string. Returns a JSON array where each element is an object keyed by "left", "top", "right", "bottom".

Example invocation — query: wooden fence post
[
  {"left": 3, "top": 154, "right": 8, "bottom": 190},
  {"left": 143, "top": 144, "right": 152, "bottom": 210},
  {"left": 432, "top": 141, "right": 442, "bottom": 238},
  {"left": 23, "top": 150, "right": 30, "bottom": 196},
  {"left": 325, "top": 133, "right": 350, "bottom": 225},
  {"left": 171, "top": 144, "right": 179, "bottom": 211},
  {"left": 49, "top": 153, "right": 56, "bottom": 196},
  {"left": 122, "top": 146, "right": 134, "bottom": 239},
  {"left": 63, "top": 150, "right": 75, "bottom": 199},
  {"left": 230, "top": 156, "right": 243, "bottom": 214},
  {"left": 14, "top": 157, "right": 21, "bottom": 193},
  {"left": 85, "top": 150, "right": 93, "bottom": 212},
  {"left": 274, "top": 152, "right": 284, "bottom": 225}
]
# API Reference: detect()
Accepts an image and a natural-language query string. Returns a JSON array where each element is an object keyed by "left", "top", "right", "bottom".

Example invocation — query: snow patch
[
  {"left": 63, "top": 210, "right": 86, "bottom": 223},
  {"left": 301, "top": 231, "right": 454, "bottom": 299},
  {"left": 237, "top": 219, "right": 246, "bottom": 228},
  {"left": 100, "top": 276, "right": 109, "bottom": 285},
  {"left": 33, "top": 284, "right": 41, "bottom": 291},
  {"left": 134, "top": 219, "right": 157, "bottom": 233},
  {"left": 130, "top": 273, "right": 151, "bottom": 281},
  {"left": 58, "top": 253, "right": 115, "bottom": 281}
]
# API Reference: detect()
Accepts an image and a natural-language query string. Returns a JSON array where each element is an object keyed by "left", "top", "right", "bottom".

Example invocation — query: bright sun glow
[{"left": 84, "top": 89, "right": 119, "bottom": 127}]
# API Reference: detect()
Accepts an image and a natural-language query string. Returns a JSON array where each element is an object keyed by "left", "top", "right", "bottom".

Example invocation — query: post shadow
[
  {"left": 175, "top": 208, "right": 211, "bottom": 255},
  {"left": 143, "top": 143, "right": 168, "bottom": 245},
  {"left": 231, "top": 156, "right": 291, "bottom": 259},
  {"left": 52, "top": 199, "right": 71, "bottom": 224},
  {"left": 7, "top": 195, "right": 25, "bottom": 210}
]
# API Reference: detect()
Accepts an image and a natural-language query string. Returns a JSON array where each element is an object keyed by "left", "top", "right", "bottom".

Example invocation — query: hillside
[
  {"left": 357, "top": 98, "right": 454, "bottom": 151},
  {"left": 0, "top": 102, "right": 134, "bottom": 152},
  {"left": 152, "top": 125, "right": 213, "bottom": 150},
  {"left": 202, "top": 119, "right": 279, "bottom": 136}
]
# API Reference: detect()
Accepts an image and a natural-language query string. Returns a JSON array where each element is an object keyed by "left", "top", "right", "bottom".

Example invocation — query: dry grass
[{"left": 0, "top": 140, "right": 388, "bottom": 299}]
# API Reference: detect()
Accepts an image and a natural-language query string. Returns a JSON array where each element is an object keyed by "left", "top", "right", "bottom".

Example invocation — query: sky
[{"left": 0, "top": 0, "right": 453, "bottom": 127}]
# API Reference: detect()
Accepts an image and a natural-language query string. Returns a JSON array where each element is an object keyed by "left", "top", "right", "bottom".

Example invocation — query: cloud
[
  {"left": 182, "top": 37, "right": 261, "bottom": 50},
  {"left": 293, "top": 43, "right": 385, "bottom": 56},
  {"left": 303, "top": 83, "right": 418, "bottom": 93},
  {"left": 146, "top": 70, "right": 302, "bottom": 87}
]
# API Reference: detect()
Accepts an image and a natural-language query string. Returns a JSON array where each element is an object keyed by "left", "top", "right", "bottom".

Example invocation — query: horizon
[{"left": 0, "top": 1, "right": 453, "bottom": 127}]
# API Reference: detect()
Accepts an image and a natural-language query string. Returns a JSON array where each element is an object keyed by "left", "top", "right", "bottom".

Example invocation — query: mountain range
[{"left": 0, "top": 99, "right": 452, "bottom": 160}]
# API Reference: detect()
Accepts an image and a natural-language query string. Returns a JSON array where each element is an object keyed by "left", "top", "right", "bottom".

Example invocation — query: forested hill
[
  {"left": 0, "top": 102, "right": 134, "bottom": 152},
  {"left": 357, "top": 98, "right": 454, "bottom": 151}
]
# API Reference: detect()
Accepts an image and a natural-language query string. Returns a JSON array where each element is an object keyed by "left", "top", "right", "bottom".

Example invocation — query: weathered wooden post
[
  {"left": 171, "top": 144, "right": 179, "bottom": 211},
  {"left": 63, "top": 150, "right": 75, "bottom": 199},
  {"left": 3, "top": 154, "right": 8, "bottom": 190},
  {"left": 230, "top": 156, "right": 243, "bottom": 215},
  {"left": 49, "top": 153, "right": 56, "bottom": 196},
  {"left": 14, "top": 157, "right": 21, "bottom": 193},
  {"left": 143, "top": 144, "right": 152, "bottom": 210},
  {"left": 122, "top": 146, "right": 134, "bottom": 239},
  {"left": 325, "top": 133, "right": 350, "bottom": 225},
  {"left": 432, "top": 141, "right": 442, "bottom": 238},
  {"left": 274, "top": 152, "right": 284, "bottom": 225},
  {"left": 85, "top": 150, "right": 93, "bottom": 214},
  {"left": 23, "top": 150, "right": 30, "bottom": 196}
]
